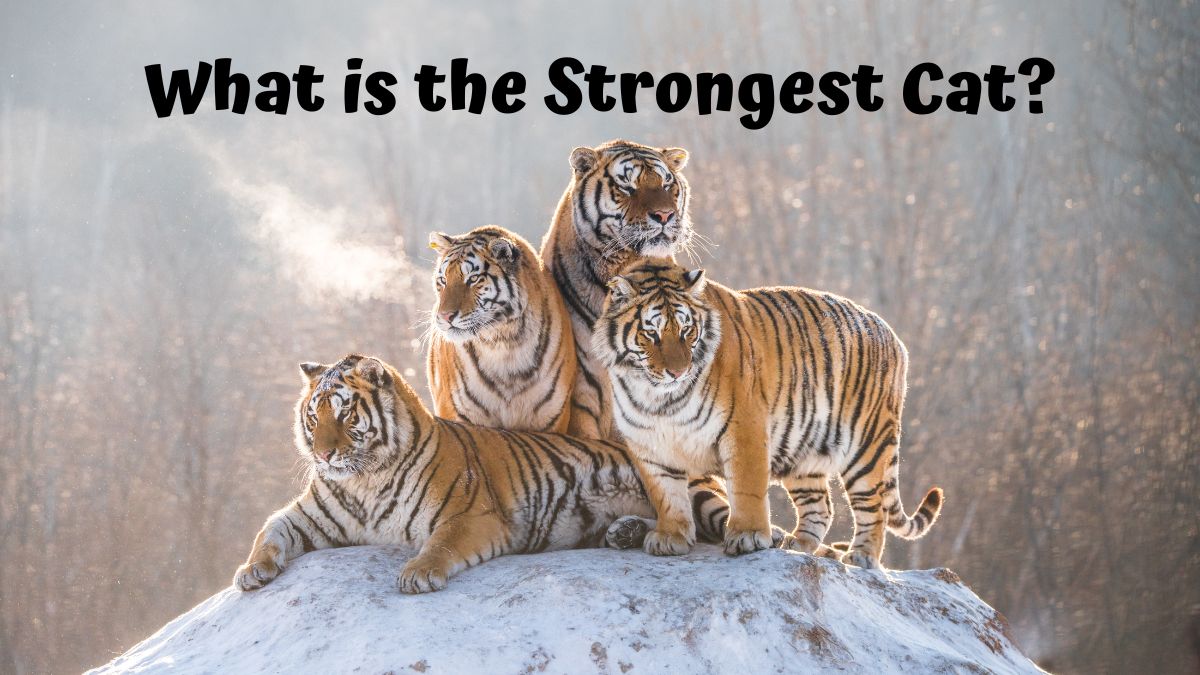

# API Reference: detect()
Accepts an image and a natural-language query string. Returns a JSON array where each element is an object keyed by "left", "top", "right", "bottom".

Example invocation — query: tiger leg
[
  {"left": 689, "top": 476, "right": 790, "bottom": 546},
  {"left": 398, "top": 514, "right": 507, "bottom": 594},
  {"left": 631, "top": 450, "right": 695, "bottom": 556},
  {"left": 546, "top": 401, "right": 572, "bottom": 435},
  {"left": 234, "top": 500, "right": 336, "bottom": 591},
  {"left": 839, "top": 433, "right": 897, "bottom": 570},
  {"left": 606, "top": 476, "right": 789, "bottom": 549},
  {"left": 605, "top": 476, "right": 715, "bottom": 550},
  {"left": 566, "top": 346, "right": 612, "bottom": 440},
  {"left": 780, "top": 473, "right": 839, "bottom": 558},
  {"left": 719, "top": 419, "right": 774, "bottom": 556},
  {"left": 690, "top": 476, "right": 731, "bottom": 543}
]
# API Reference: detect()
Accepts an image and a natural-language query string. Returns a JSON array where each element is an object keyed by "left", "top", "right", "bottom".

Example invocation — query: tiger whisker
[
  {"left": 292, "top": 455, "right": 315, "bottom": 485},
  {"left": 681, "top": 229, "right": 717, "bottom": 264},
  {"left": 600, "top": 228, "right": 645, "bottom": 262},
  {"left": 413, "top": 309, "right": 439, "bottom": 351}
]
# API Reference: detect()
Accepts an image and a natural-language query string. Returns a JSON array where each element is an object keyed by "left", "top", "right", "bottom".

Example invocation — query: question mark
[{"left": 1018, "top": 57, "right": 1055, "bottom": 114}]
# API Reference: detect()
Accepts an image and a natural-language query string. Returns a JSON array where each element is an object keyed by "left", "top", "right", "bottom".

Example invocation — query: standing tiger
[
  {"left": 233, "top": 354, "right": 755, "bottom": 595},
  {"left": 540, "top": 139, "right": 692, "bottom": 441},
  {"left": 427, "top": 226, "right": 575, "bottom": 434},
  {"left": 591, "top": 259, "right": 943, "bottom": 569}
]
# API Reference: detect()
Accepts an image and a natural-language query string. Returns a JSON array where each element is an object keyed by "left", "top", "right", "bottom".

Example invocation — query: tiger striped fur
[
  {"left": 424, "top": 226, "right": 748, "bottom": 549},
  {"left": 232, "top": 354, "right": 755, "bottom": 595},
  {"left": 427, "top": 226, "right": 575, "bottom": 433},
  {"left": 540, "top": 139, "right": 692, "bottom": 441},
  {"left": 591, "top": 260, "right": 943, "bottom": 568}
]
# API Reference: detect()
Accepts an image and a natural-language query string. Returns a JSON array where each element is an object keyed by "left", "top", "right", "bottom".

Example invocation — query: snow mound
[{"left": 90, "top": 546, "right": 1041, "bottom": 674}]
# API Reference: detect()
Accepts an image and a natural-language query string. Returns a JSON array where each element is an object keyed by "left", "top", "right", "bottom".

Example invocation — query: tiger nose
[
  {"left": 649, "top": 209, "right": 675, "bottom": 225},
  {"left": 438, "top": 311, "right": 456, "bottom": 323},
  {"left": 317, "top": 449, "right": 334, "bottom": 462},
  {"left": 667, "top": 366, "right": 689, "bottom": 379}
]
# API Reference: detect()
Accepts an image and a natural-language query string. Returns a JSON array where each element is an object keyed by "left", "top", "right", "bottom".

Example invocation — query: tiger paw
[
  {"left": 643, "top": 529, "right": 693, "bottom": 556},
  {"left": 233, "top": 560, "right": 280, "bottom": 591},
  {"left": 813, "top": 544, "right": 844, "bottom": 560},
  {"left": 606, "top": 516, "right": 653, "bottom": 550},
  {"left": 723, "top": 528, "right": 773, "bottom": 556},
  {"left": 770, "top": 525, "right": 792, "bottom": 548},
  {"left": 840, "top": 549, "right": 882, "bottom": 570},
  {"left": 783, "top": 532, "right": 823, "bottom": 554},
  {"left": 397, "top": 559, "right": 449, "bottom": 594}
]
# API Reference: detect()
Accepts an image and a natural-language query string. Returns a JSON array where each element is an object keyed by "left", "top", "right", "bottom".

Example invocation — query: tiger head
[
  {"left": 592, "top": 259, "right": 720, "bottom": 392},
  {"left": 569, "top": 139, "right": 692, "bottom": 259},
  {"left": 295, "top": 355, "right": 400, "bottom": 480},
  {"left": 428, "top": 226, "right": 532, "bottom": 343}
]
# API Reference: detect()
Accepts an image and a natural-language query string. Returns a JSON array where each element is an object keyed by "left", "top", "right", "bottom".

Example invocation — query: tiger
[
  {"left": 591, "top": 259, "right": 944, "bottom": 569},
  {"left": 424, "top": 226, "right": 761, "bottom": 553},
  {"left": 426, "top": 226, "right": 575, "bottom": 434},
  {"left": 232, "top": 354, "right": 770, "bottom": 595},
  {"left": 540, "top": 139, "right": 693, "bottom": 441}
]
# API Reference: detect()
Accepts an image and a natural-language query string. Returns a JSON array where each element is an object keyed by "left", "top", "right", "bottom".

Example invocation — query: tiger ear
[
  {"left": 488, "top": 237, "right": 518, "bottom": 265},
  {"left": 607, "top": 276, "right": 635, "bottom": 306},
  {"left": 353, "top": 357, "right": 388, "bottom": 385},
  {"left": 429, "top": 232, "right": 456, "bottom": 252},
  {"left": 682, "top": 268, "right": 707, "bottom": 296},
  {"left": 661, "top": 147, "right": 689, "bottom": 171},
  {"left": 299, "top": 362, "right": 329, "bottom": 383},
  {"left": 570, "top": 147, "right": 600, "bottom": 175}
]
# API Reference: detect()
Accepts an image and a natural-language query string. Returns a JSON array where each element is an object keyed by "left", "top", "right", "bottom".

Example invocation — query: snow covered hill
[{"left": 90, "top": 545, "right": 1042, "bottom": 674}]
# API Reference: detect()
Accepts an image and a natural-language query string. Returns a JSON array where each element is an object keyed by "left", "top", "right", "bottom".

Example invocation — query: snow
[{"left": 90, "top": 546, "right": 1042, "bottom": 674}]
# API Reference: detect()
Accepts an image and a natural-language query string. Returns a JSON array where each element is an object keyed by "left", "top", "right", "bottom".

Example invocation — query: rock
[{"left": 89, "top": 546, "right": 1042, "bottom": 674}]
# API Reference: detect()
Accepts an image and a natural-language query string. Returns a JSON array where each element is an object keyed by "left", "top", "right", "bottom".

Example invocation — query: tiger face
[
  {"left": 295, "top": 356, "right": 394, "bottom": 480},
  {"left": 428, "top": 227, "right": 525, "bottom": 343},
  {"left": 592, "top": 260, "right": 719, "bottom": 391},
  {"left": 570, "top": 140, "right": 692, "bottom": 259}
]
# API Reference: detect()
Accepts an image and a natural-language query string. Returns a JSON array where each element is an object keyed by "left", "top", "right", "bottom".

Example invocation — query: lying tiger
[
  {"left": 592, "top": 259, "right": 943, "bottom": 568},
  {"left": 233, "top": 354, "right": 759, "bottom": 594}
]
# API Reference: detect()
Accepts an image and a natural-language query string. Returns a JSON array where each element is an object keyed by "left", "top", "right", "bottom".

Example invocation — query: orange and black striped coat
[
  {"left": 592, "top": 260, "right": 943, "bottom": 568},
  {"left": 232, "top": 354, "right": 758, "bottom": 594}
]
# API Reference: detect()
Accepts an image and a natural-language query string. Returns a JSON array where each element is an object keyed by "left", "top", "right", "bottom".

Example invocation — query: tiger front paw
[
  {"left": 840, "top": 549, "right": 882, "bottom": 570},
  {"left": 783, "top": 531, "right": 823, "bottom": 554},
  {"left": 398, "top": 559, "right": 450, "bottom": 594},
  {"left": 812, "top": 544, "right": 844, "bottom": 560},
  {"left": 233, "top": 559, "right": 281, "bottom": 591},
  {"left": 780, "top": 533, "right": 842, "bottom": 560},
  {"left": 723, "top": 528, "right": 773, "bottom": 556},
  {"left": 643, "top": 528, "right": 693, "bottom": 556}
]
